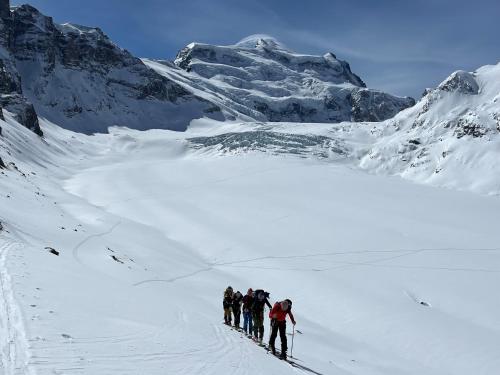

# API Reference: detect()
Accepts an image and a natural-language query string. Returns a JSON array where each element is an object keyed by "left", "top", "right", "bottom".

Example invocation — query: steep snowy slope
[
  {"left": 0, "top": 4, "right": 221, "bottom": 134},
  {"left": 360, "top": 62, "right": 500, "bottom": 195},
  {"left": 1, "top": 114, "right": 500, "bottom": 375},
  {"left": 145, "top": 35, "right": 415, "bottom": 123}
]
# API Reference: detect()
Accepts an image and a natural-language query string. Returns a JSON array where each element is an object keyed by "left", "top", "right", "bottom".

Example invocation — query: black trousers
[
  {"left": 233, "top": 308, "right": 241, "bottom": 327},
  {"left": 269, "top": 320, "right": 287, "bottom": 353}
]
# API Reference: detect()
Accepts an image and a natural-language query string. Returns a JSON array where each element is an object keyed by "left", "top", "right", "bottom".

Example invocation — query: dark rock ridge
[
  {"left": 0, "top": 0, "right": 9, "bottom": 19},
  {"left": 0, "top": 3, "right": 221, "bottom": 134},
  {"left": 165, "top": 36, "right": 415, "bottom": 123},
  {"left": 0, "top": 1, "right": 42, "bottom": 135}
]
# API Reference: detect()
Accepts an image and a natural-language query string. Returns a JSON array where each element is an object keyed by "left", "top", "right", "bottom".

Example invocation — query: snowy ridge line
[{"left": 0, "top": 238, "right": 35, "bottom": 375}]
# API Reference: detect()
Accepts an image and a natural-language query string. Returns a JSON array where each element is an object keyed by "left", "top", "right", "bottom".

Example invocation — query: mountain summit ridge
[{"left": 147, "top": 36, "right": 416, "bottom": 124}]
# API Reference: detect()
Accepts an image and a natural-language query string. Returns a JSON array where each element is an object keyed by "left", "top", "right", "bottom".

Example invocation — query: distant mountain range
[
  {"left": 0, "top": 2, "right": 499, "bottom": 194},
  {"left": 0, "top": 3, "right": 414, "bottom": 134}
]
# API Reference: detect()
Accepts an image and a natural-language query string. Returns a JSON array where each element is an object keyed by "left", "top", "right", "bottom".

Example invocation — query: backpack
[
  {"left": 224, "top": 287, "right": 233, "bottom": 299},
  {"left": 251, "top": 289, "right": 269, "bottom": 311}
]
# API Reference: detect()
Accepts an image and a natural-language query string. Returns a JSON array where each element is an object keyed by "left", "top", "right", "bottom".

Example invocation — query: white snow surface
[{"left": 1, "top": 104, "right": 500, "bottom": 374}]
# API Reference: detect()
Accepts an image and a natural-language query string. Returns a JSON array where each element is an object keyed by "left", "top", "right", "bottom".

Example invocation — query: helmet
[{"left": 227, "top": 286, "right": 233, "bottom": 291}]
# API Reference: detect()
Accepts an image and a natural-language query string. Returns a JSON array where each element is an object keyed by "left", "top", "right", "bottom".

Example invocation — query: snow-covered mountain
[
  {"left": 360, "top": 62, "right": 500, "bottom": 194},
  {"left": 160, "top": 62, "right": 499, "bottom": 195},
  {"left": 145, "top": 35, "right": 415, "bottom": 123},
  {"left": 0, "top": 3, "right": 221, "bottom": 134},
  {"left": 0, "top": 3, "right": 415, "bottom": 136}
]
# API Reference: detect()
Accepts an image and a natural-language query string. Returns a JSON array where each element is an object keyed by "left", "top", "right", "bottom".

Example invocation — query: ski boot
[
  {"left": 269, "top": 344, "right": 276, "bottom": 355},
  {"left": 279, "top": 351, "right": 287, "bottom": 361}
]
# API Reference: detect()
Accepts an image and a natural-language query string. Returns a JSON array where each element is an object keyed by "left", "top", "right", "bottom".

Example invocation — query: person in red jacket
[{"left": 269, "top": 299, "right": 296, "bottom": 360}]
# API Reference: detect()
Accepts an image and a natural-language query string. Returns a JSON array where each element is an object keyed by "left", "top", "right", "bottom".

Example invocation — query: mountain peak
[{"left": 234, "top": 34, "right": 288, "bottom": 51}]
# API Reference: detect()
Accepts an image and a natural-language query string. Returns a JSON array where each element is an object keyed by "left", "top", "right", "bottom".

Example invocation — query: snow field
[{"left": 0, "top": 115, "right": 500, "bottom": 374}]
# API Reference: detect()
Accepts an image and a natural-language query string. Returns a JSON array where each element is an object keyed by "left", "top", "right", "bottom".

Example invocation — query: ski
[{"left": 224, "top": 322, "right": 322, "bottom": 374}]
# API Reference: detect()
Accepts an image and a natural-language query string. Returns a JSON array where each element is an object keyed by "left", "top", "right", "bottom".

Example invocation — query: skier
[
  {"left": 251, "top": 289, "right": 272, "bottom": 344},
  {"left": 269, "top": 299, "right": 296, "bottom": 360},
  {"left": 242, "top": 288, "right": 254, "bottom": 335},
  {"left": 223, "top": 286, "right": 233, "bottom": 325},
  {"left": 232, "top": 290, "right": 243, "bottom": 329}
]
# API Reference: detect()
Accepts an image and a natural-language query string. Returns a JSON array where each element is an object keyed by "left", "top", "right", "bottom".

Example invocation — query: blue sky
[{"left": 18, "top": 0, "right": 500, "bottom": 98}]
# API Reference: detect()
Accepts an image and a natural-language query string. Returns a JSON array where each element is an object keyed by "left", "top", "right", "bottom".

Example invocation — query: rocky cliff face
[
  {"left": 146, "top": 35, "right": 415, "bottom": 124},
  {"left": 0, "top": 4, "right": 221, "bottom": 134},
  {"left": 0, "top": 0, "right": 9, "bottom": 19},
  {"left": 0, "top": 2, "right": 43, "bottom": 136}
]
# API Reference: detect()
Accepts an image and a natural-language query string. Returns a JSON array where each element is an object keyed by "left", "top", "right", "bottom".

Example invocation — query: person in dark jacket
[
  {"left": 242, "top": 288, "right": 254, "bottom": 335},
  {"left": 269, "top": 299, "right": 296, "bottom": 360},
  {"left": 251, "top": 289, "right": 272, "bottom": 344},
  {"left": 232, "top": 291, "right": 243, "bottom": 329},
  {"left": 223, "top": 286, "right": 233, "bottom": 325}
]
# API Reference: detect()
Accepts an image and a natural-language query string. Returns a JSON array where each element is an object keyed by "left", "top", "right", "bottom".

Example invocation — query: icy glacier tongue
[
  {"left": 360, "top": 62, "right": 500, "bottom": 195},
  {"left": 145, "top": 35, "right": 415, "bottom": 124}
]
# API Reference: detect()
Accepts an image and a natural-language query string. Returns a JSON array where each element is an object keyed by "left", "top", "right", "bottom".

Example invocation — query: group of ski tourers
[{"left": 223, "top": 286, "right": 296, "bottom": 360}]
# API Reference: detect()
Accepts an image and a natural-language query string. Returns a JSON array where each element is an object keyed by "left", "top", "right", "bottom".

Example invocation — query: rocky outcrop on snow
[
  {"left": 0, "top": 94, "right": 41, "bottom": 136},
  {"left": 146, "top": 35, "right": 415, "bottom": 124},
  {"left": 438, "top": 71, "right": 479, "bottom": 95},
  {"left": 360, "top": 62, "right": 500, "bottom": 195},
  {"left": 0, "top": 3, "right": 221, "bottom": 134}
]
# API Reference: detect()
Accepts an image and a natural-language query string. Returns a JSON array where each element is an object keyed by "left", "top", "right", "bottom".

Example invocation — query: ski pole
[{"left": 290, "top": 324, "right": 295, "bottom": 358}]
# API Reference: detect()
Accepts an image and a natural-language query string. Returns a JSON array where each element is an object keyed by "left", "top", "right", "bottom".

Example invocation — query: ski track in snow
[
  {"left": 72, "top": 221, "right": 122, "bottom": 265},
  {"left": 212, "top": 246, "right": 500, "bottom": 273},
  {"left": 132, "top": 266, "right": 213, "bottom": 287},
  {"left": 0, "top": 238, "right": 35, "bottom": 375}
]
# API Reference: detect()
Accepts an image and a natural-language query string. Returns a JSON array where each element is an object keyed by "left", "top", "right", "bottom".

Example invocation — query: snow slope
[
  {"left": 1, "top": 114, "right": 500, "bottom": 374},
  {"left": 360, "top": 62, "right": 500, "bottom": 195}
]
